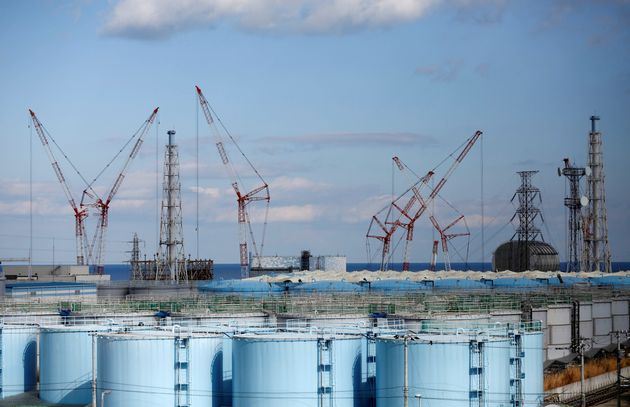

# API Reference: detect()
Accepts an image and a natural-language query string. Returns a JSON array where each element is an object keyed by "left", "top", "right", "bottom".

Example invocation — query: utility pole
[
  {"left": 612, "top": 330, "right": 628, "bottom": 407},
  {"left": 577, "top": 337, "right": 592, "bottom": 407}
]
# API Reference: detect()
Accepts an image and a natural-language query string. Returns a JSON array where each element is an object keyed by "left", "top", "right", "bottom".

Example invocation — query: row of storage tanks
[
  {"left": 1, "top": 320, "right": 543, "bottom": 406},
  {"left": 199, "top": 275, "right": 630, "bottom": 294}
]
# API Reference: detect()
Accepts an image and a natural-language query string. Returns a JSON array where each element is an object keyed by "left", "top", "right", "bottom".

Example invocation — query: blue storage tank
[
  {"left": 589, "top": 276, "right": 630, "bottom": 286},
  {"left": 432, "top": 279, "right": 488, "bottom": 290},
  {"left": 198, "top": 280, "right": 285, "bottom": 295},
  {"left": 39, "top": 325, "right": 109, "bottom": 405},
  {"left": 232, "top": 332, "right": 363, "bottom": 407},
  {"left": 369, "top": 280, "right": 428, "bottom": 292},
  {"left": 489, "top": 278, "right": 543, "bottom": 289},
  {"left": 376, "top": 334, "right": 512, "bottom": 407},
  {"left": 291, "top": 280, "right": 367, "bottom": 293},
  {"left": 521, "top": 332, "right": 544, "bottom": 406},
  {"left": 97, "top": 329, "right": 229, "bottom": 407},
  {"left": 0, "top": 325, "right": 37, "bottom": 398}
]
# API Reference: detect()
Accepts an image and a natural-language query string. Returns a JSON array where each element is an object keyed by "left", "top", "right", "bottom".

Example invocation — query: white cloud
[
  {"left": 103, "top": 0, "right": 439, "bottom": 39},
  {"left": 264, "top": 204, "right": 323, "bottom": 222},
  {"left": 190, "top": 186, "right": 223, "bottom": 199},
  {"left": 341, "top": 194, "right": 392, "bottom": 223},
  {"left": 270, "top": 176, "right": 328, "bottom": 192}
]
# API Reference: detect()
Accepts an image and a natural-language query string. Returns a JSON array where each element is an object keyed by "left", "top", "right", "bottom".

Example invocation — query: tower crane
[
  {"left": 30, "top": 108, "right": 158, "bottom": 273},
  {"left": 30, "top": 109, "right": 89, "bottom": 266},
  {"left": 429, "top": 214, "right": 470, "bottom": 271},
  {"left": 86, "top": 108, "right": 159, "bottom": 274},
  {"left": 366, "top": 130, "right": 482, "bottom": 271},
  {"left": 196, "top": 86, "right": 270, "bottom": 278}
]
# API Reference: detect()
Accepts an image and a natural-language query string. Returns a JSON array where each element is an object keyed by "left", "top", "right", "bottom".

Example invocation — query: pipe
[
  {"left": 91, "top": 333, "right": 97, "bottom": 407},
  {"left": 404, "top": 337, "right": 409, "bottom": 407}
]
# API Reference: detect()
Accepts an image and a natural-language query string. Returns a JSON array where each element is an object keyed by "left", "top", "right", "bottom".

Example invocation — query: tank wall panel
[
  {"left": 0, "top": 326, "right": 37, "bottom": 399},
  {"left": 579, "top": 303, "right": 593, "bottom": 321},
  {"left": 549, "top": 325, "right": 571, "bottom": 345},
  {"left": 546, "top": 306, "right": 571, "bottom": 326},
  {"left": 594, "top": 318, "right": 612, "bottom": 336},
  {"left": 594, "top": 335, "right": 611, "bottom": 347},
  {"left": 612, "top": 300, "right": 629, "bottom": 316},
  {"left": 592, "top": 301, "right": 612, "bottom": 319},
  {"left": 547, "top": 346, "right": 571, "bottom": 361},
  {"left": 579, "top": 321, "right": 594, "bottom": 339},
  {"left": 375, "top": 340, "right": 403, "bottom": 407},
  {"left": 613, "top": 315, "right": 629, "bottom": 332}
]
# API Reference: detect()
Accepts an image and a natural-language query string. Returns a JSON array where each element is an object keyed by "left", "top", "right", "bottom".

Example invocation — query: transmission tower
[
  {"left": 583, "top": 116, "right": 612, "bottom": 272},
  {"left": 159, "top": 130, "right": 186, "bottom": 281},
  {"left": 511, "top": 171, "right": 544, "bottom": 271},
  {"left": 129, "top": 233, "right": 142, "bottom": 280},
  {"left": 559, "top": 158, "right": 587, "bottom": 272}
]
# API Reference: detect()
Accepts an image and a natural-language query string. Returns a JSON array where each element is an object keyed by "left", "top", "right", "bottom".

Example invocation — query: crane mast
[
  {"left": 29, "top": 109, "right": 89, "bottom": 266},
  {"left": 196, "top": 86, "right": 270, "bottom": 278},
  {"left": 367, "top": 130, "right": 482, "bottom": 271}
]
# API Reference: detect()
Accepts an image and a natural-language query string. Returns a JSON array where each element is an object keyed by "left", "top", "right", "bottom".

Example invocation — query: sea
[{"left": 98, "top": 262, "right": 630, "bottom": 281}]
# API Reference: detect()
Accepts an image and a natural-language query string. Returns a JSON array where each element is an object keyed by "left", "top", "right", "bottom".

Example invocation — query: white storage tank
[
  {"left": 0, "top": 324, "right": 37, "bottom": 399},
  {"left": 521, "top": 331, "right": 544, "bottom": 406},
  {"left": 96, "top": 328, "right": 228, "bottom": 407},
  {"left": 39, "top": 324, "right": 110, "bottom": 405},
  {"left": 376, "top": 333, "right": 512, "bottom": 407},
  {"left": 232, "top": 332, "right": 363, "bottom": 407}
]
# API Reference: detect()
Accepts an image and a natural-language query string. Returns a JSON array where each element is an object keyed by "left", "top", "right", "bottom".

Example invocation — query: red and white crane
[
  {"left": 30, "top": 108, "right": 158, "bottom": 273},
  {"left": 366, "top": 130, "right": 482, "bottom": 271},
  {"left": 85, "top": 108, "right": 159, "bottom": 274},
  {"left": 429, "top": 214, "right": 470, "bottom": 271},
  {"left": 196, "top": 86, "right": 270, "bottom": 278},
  {"left": 30, "top": 109, "right": 89, "bottom": 266}
]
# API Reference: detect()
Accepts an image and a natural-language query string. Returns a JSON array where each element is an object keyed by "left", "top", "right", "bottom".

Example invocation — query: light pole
[{"left": 414, "top": 394, "right": 423, "bottom": 407}]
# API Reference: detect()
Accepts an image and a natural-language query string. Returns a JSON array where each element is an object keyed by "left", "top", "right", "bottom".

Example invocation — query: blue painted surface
[
  {"left": 232, "top": 333, "right": 362, "bottom": 407},
  {"left": 489, "top": 278, "right": 544, "bottom": 288},
  {"left": 522, "top": 332, "right": 544, "bottom": 406},
  {"left": 0, "top": 325, "right": 37, "bottom": 399},
  {"left": 368, "top": 280, "right": 428, "bottom": 291},
  {"left": 291, "top": 281, "right": 367, "bottom": 293},
  {"left": 97, "top": 332, "right": 228, "bottom": 407},
  {"left": 432, "top": 279, "right": 488, "bottom": 289},
  {"left": 376, "top": 335, "right": 517, "bottom": 407},
  {"left": 39, "top": 325, "right": 107, "bottom": 405},
  {"left": 199, "top": 280, "right": 285, "bottom": 295}
]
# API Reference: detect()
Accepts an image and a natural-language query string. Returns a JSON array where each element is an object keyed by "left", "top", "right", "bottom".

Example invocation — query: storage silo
[
  {"left": 39, "top": 324, "right": 108, "bottom": 405},
  {"left": 0, "top": 325, "right": 37, "bottom": 399},
  {"left": 521, "top": 331, "right": 544, "bottom": 406},
  {"left": 376, "top": 333, "right": 512, "bottom": 407},
  {"left": 232, "top": 332, "right": 363, "bottom": 407},
  {"left": 97, "top": 329, "right": 228, "bottom": 407}
]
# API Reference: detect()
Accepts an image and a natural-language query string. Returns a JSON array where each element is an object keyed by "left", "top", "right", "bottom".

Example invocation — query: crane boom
[
  {"left": 90, "top": 107, "right": 159, "bottom": 274},
  {"left": 196, "top": 85, "right": 270, "bottom": 277},
  {"left": 30, "top": 109, "right": 89, "bottom": 266},
  {"left": 366, "top": 130, "right": 482, "bottom": 271}
]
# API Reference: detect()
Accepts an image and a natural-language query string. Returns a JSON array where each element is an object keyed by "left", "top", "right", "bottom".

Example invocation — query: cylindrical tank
[
  {"left": 0, "top": 325, "right": 37, "bottom": 398},
  {"left": 97, "top": 329, "right": 228, "bottom": 407},
  {"left": 522, "top": 332, "right": 543, "bottom": 406},
  {"left": 39, "top": 325, "right": 108, "bottom": 405},
  {"left": 376, "top": 334, "right": 511, "bottom": 407},
  {"left": 232, "top": 332, "right": 363, "bottom": 407}
]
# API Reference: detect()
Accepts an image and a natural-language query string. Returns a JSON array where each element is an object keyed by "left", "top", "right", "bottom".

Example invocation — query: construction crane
[
  {"left": 367, "top": 130, "right": 482, "bottom": 271},
  {"left": 30, "top": 108, "right": 158, "bottom": 273},
  {"left": 196, "top": 86, "right": 270, "bottom": 278},
  {"left": 429, "top": 214, "right": 470, "bottom": 271},
  {"left": 30, "top": 109, "right": 89, "bottom": 266},
  {"left": 84, "top": 108, "right": 159, "bottom": 274}
]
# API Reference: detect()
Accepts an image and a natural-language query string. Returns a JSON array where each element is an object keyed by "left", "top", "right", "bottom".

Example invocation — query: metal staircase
[
  {"left": 174, "top": 335, "right": 191, "bottom": 407},
  {"left": 318, "top": 338, "right": 333, "bottom": 407},
  {"left": 509, "top": 332, "right": 525, "bottom": 407},
  {"left": 469, "top": 339, "right": 485, "bottom": 407}
]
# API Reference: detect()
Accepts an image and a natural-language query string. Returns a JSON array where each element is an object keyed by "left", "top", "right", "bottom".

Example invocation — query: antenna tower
[
  {"left": 511, "top": 171, "right": 544, "bottom": 271},
  {"left": 584, "top": 116, "right": 612, "bottom": 272},
  {"left": 130, "top": 233, "right": 142, "bottom": 280},
  {"left": 159, "top": 130, "right": 186, "bottom": 281},
  {"left": 559, "top": 159, "right": 587, "bottom": 272}
]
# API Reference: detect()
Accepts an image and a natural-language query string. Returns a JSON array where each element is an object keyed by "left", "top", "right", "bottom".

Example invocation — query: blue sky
[{"left": 0, "top": 0, "right": 628, "bottom": 265}]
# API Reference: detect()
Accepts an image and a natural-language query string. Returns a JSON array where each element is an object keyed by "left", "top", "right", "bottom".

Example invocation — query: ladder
[
  {"left": 0, "top": 327, "right": 4, "bottom": 398},
  {"left": 509, "top": 332, "right": 524, "bottom": 407},
  {"left": 174, "top": 336, "right": 191, "bottom": 407},
  {"left": 318, "top": 338, "right": 333, "bottom": 407},
  {"left": 469, "top": 339, "right": 485, "bottom": 407},
  {"left": 366, "top": 335, "right": 376, "bottom": 407}
]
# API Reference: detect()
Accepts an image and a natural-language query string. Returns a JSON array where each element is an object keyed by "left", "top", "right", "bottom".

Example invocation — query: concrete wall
[
  {"left": 546, "top": 305, "right": 572, "bottom": 360},
  {"left": 593, "top": 300, "right": 613, "bottom": 347}
]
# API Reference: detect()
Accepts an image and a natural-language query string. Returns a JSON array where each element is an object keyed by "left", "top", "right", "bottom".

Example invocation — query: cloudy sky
[{"left": 0, "top": 0, "right": 628, "bottom": 265}]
